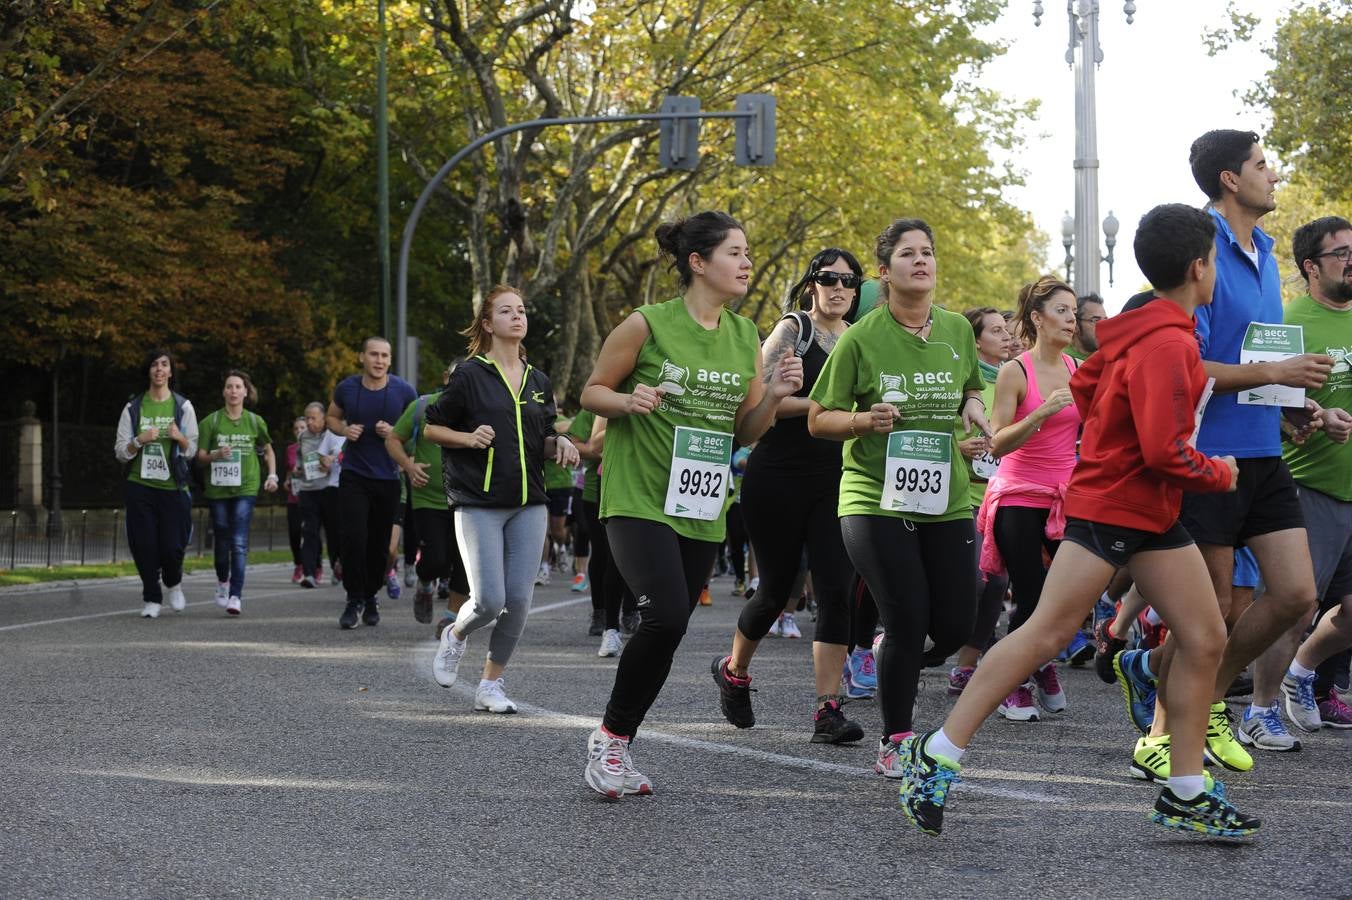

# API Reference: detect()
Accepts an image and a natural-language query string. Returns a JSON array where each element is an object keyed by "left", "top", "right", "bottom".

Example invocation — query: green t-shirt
[
  {"left": 568, "top": 409, "right": 601, "bottom": 504},
  {"left": 599, "top": 297, "right": 759, "bottom": 542},
  {"left": 126, "top": 395, "right": 185, "bottom": 492},
  {"left": 810, "top": 303, "right": 983, "bottom": 522},
  {"left": 958, "top": 360, "right": 1001, "bottom": 508},
  {"left": 393, "top": 393, "right": 448, "bottom": 511},
  {"left": 543, "top": 414, "right": 576, "bottom": 491},
  {"left": 846, "top": 279, "right": 883, "bottom": 324},
  {"left": 198, "top": 408, "right": 271, "bottom": 499},
  {"left": 1065, "top": 344, "right": 1091, "bottom": 363},
  {"left": 1283, "top": 294, "right": 1352, "bottom": 501}
]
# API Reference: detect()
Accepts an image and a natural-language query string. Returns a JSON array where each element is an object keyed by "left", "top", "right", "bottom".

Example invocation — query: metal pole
[
  {"left": 49, "top": 359, "right": 63, "bottom": 537},
  {"left": 112, "top": 509, "right": 119, "bottom": 563},
  {"left": 376, "top": 0, "right": 392, "bottom": 341},
  {"left": 80, "top": 510, "right": 87, "bottom": 565},
  {"left": 395, "top": 109, "right": 749, "bottom": 381},
  {"left": 8, "top": 510, "right": 16, "bottom": 569},
  {"left": 1071, "top": 1, "right": 1101, "bottom": 297}
]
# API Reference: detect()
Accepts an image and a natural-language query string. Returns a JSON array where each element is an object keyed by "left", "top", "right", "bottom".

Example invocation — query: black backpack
[
  {"left": 124, "top": 391, "right": 193, "bottom": 489},
  {"left": 783, "top": 310, "right": 815, "bottom": 357}
]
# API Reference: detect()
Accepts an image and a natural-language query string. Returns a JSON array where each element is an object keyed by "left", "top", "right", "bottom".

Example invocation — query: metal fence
[{"left": 3, "top": 504, "right": 295, "bottom": 569}]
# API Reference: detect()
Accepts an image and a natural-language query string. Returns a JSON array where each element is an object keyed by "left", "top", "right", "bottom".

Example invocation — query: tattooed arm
[{"left": 761, "top": 317, "right": 810, "bottom": 419}]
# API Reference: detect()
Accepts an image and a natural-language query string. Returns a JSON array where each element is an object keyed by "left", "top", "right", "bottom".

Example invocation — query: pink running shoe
[
  {"left": 291, "top": 565, "right": 302, "bottom": 584},
  {"left": 1032, "top": 662, "right": 1067, "bottom": 713},
  {"left": 948, "top": 666, "right": 974, "bottom": 696},
  {"left": 1319, "top": 692, "right": 1352, "bottom": 729},
  {"left": 998, "top": 682, "right": 1040, "bottom": 722}
]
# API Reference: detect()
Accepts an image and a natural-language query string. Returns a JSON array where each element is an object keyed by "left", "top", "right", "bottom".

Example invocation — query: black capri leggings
[
  {"left": 602, "top": 517, "right": 719, "bottom": 739},
  {"left": 841, "top": 515, "right": 977, "bottom": 737},
  {"left": 738, "top": 466, "right": 851, "bottom": 645},
  {"left": 992, "top": 505, "right": 1060, "bottom": 634},
  {"left": 412, "top": 506, "right": 470, "bottom": 596}
]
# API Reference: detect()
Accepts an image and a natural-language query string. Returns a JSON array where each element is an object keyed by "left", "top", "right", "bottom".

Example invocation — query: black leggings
[
  {"left": 726, "top": 502, "right": 748, "bottom": 582},
  {"left": 968, "top": 508, "right": 1009, "bottom": 651},
  {"left": 602, "top": 517, "right": 718, "bottom": 738},
  {"left": 412, "top": 506, "right": 470, "bottom": 596},
  {"left": 739, "top": 466, "right": 851, "bottom": 645},
  {"left": 993, "top": 505, "right": 1060, "bottom": 633},
  {"left": 286, "top": 503, "right": 303, "bottom": 565},
  {"left": 584, "top": 499, "right": 633, "bottom": 628},
  {"left": 842, "top": 515, "right": 977, "bottom": 737},
  {"left": 337, "top": 471, "right": 402, "bottom": 603},
  {"left": 850, "top": 573, "right": 879, "bottom": 651}
]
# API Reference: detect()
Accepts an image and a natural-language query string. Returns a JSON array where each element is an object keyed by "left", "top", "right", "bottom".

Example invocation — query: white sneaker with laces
[
  {"left": 226, "top": 596, "right": 242, "bottom": 616},
  {"left": 167, "top": 586, "right": 186, "bottom": 612},
  {"left": 584, "top": 728, "right": 652, "bottom": 798},
  {"left": 535, "top": 562, "right": 551, "bottom": 586},
  {"left": 780, "top": 613, "right": 802, "bottom": 639},
  {"left": 432, "top": 627, "right": 467, "bottom": 688},
  {"left": 874, "top": 736, "right": 906, "bottom": 778},
  {"left": 214, "top": 582, "right": 230, "bottom": 608},
  {"left": 597, "top": 628, "right": 623, "bottom": 658},
  {"left": 1238, "top": 702, "right": 1302, "bottom": 751},
  {"left": 474, "top": 678, "right": 518, "bottom": 714},
  {"left": 1280, "top": 671, "right": 1322, "bottom": 733},
  {"left": 141, "top": 602, "right": 162, "bottom": 619},
  {"left": 768, "top": 615, "right": 783, "bottom": 638}
]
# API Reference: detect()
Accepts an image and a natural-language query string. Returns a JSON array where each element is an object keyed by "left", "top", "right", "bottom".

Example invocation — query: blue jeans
[{"left": 210, "top": 496, "right": 257, "bottom": 598}]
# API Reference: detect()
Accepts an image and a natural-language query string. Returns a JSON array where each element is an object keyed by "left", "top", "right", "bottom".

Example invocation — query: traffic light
[
  {"left": 734, "top": 93, "right": 776, "bottom": 166},
  {"left": 659, "top": 95, "right": 701, "bottom": 170}
]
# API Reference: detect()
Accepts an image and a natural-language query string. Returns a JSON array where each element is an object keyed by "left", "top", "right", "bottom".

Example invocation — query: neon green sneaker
[
  {"left": 1129, "top": 733, "right": 1214, "bottom": 790},
  {"left": 1204, "top": 702, "right": 1253, "bottom": 772}
]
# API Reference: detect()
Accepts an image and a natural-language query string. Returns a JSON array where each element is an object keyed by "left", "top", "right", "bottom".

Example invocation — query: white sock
[
  {"left": 1144, "top": 607, "right": 1162, "bottom": 626},
  {"left": 479, "top": 678, "right": 497, "bottom": 690},
  {"left": 1245, "top": 702, "right": 1265, "bottom": 719},
  {"left": 1287, "top": 660, "right": 1316, "bottom": 679},
  {"left": 926, "top": 728, "right": 966, "bottom": 763},
  {"left": 1168, "top": 774, "right": 1206, "bottom": 800}
]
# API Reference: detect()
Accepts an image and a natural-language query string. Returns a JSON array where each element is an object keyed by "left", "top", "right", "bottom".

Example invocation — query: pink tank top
[{"left": 996, "top": 351, "right": 1080, "bottom": 508}]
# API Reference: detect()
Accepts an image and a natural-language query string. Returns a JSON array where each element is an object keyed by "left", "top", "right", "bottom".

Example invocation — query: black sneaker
[
  {"left": 897, "top": 731, "right": 962, "bottom": 837},
  {"left": 1093, "top": 619, "right": 1127, "bottom": 684},
  {"left": 1150, "top": 784, "right": 1260, "bottom": 837},
  {"left": 810, "top": 701, "right": 864, "bottom": 744},
  {"left": 339, "top": 601, "right": 362, "bottom": 630},
  {"left": 434, "top": 614, "right": 456, "bottom": 641},
  {"left": 711, "top": 655, "right": 755, "bottom": 728},
  {"left": 436, "top": 577, "right": 450, "bottom": 600},
  {"left": 362, "top": 598, "right": 380, "bottom": 627},
  {"left": 620, "top": 610, "right": 641, "bottom": 635},
  {"left": 1226, "top": 670, "right": 1254, "bottom": 698},
  {"left": 588, "top": 609, "right": 605, "bottom": 637}
]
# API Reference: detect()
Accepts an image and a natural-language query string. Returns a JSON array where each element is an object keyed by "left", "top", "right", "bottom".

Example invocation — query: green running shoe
[
  {"left": 1149, "top": 784, "right": 1260, "bottom": 837},
  {"left": 1204, "top": 701, "right": 1253, "bottom": 772},
  {"left": 1129, "top": 734, "right": 1214, "bottom": 790},
  {"left": 897, "top": 731, "right": 962, "bottom": 837}
]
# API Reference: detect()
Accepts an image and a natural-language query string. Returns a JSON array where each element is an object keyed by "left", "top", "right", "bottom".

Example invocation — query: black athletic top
[{"left": 747, "top": 317, "right": 841, "bottom": 475}]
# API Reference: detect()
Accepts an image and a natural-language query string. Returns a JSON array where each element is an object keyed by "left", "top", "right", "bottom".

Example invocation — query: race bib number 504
[
  {"left": 664, "top": 426, "right": 733, "bottom": 521},
  {"left": 880, "top": 430, "right": 951, "bottom": 515}
]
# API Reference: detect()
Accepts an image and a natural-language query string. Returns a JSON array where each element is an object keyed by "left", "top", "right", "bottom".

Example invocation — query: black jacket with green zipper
[{"left": 424, "top": 355, "right": 557, "bottom": 508}]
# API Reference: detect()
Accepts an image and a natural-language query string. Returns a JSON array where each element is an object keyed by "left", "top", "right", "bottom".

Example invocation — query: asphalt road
[{"left": 2, "top": 565, "right": 1349, "bottom": 899}]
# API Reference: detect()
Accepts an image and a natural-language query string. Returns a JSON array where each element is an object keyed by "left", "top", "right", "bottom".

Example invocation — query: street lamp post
[{"left": 1034, "top": 0, "right": 1135, "bottom": 295}]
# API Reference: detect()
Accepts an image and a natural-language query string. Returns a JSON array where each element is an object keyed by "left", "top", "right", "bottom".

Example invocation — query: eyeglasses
[
  {"left": 811, "top": 271, "right": 862, "bottom": 289},
  {"left": 1077, "top": 315, "right": 1105, "bottom": 324},
  {"left": 1315, "top": 246, "right": 1352, "bottom": 263}
]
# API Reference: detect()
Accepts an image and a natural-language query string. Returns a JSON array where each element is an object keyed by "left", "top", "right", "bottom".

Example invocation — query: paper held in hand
[{"left": 1238, "top": 322, "right": 1304, "bottom": 407}]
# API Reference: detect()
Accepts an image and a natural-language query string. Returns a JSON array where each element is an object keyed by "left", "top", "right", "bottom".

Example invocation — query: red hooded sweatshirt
[{"left": 1064, "top": 296, "right": 1233, "bottom": 532}]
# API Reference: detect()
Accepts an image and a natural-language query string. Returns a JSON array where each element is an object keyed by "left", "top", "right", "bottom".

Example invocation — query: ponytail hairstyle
[
  {"left": 224, "top": 369, "right": 259, "bottom": 405},
  {"left": 1012, "top": 275, "right": 1074, "bottom": 348},
  {"left": 654, "top": 211, "right": 744, "bottom": 288},
  {"left": 461, "top": 284, "right": 527, "bottom": 360},
  {"left": 783, "top": 247, "right": 864, "bottom": 314}
]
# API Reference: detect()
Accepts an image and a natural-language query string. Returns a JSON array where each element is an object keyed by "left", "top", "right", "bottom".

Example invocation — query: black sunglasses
[{"left": 811, "top": 271, "right": 862, "bottom": 289}]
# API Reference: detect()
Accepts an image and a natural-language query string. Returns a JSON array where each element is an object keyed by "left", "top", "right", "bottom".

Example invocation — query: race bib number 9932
[{"left": 664, "top": 426, "right": 733, "bottom": 521}]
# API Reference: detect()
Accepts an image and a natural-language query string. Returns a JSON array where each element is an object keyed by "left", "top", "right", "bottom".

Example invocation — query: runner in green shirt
[
  {"left": 580, "top": 211, "right": 803, "bottom": 799},
  {"left": 1279, "top": 216, "right": 1352, "bottom": 729},
  {"left": 384, "top": 363, "right": 471, "bottom": 630},
  {"left": 539, "top": 408, "right": 577, "bottom": 586},
  {"left": 806, "top": 217, "right": 989, "bottom": 776},
  {"left": 196, "top": 371, "right": 277, "bottom": 615}
]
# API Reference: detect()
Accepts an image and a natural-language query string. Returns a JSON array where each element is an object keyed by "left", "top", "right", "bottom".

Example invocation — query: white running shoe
[
  {"left": 874, "top": 735, "right": 906, "bottom": 778},
  {"left": 584, "top": 728, "right": 652, "bottom": 798},
  {"left": 535, "top": 562, "right": 551, "bottom": 586},
  {"left": 432, "top": 627, "right": 467, "bottom": 688},
  {"left": 1238, "top": 703, "right": 1302, "bottom": 751},
  {"left": 214, "top": 582, "right": 230, "bottom": 608},
  {"left": 141, "top": 602, "right": 162, "bottom": 619},
  {"left": 780, "top": 613, "right": 802, "bottom": 640},
  {"left": 1280, "top": 671, "right": 1322, "bottom": 733},
  {"left": 767, "top": 615, "right": 783, "bottom": 638},
  {"left": 226, "top": 597, "right": 242, "bottom": 616},
  {"left": 167, "top": 586, "right": 186, "bottom": 612},
  {"left": 473, "top": 678, "right": 518, "bottom": 714},
  {"left": 597, "top": 628, "right": 623, "bottom": 658}
]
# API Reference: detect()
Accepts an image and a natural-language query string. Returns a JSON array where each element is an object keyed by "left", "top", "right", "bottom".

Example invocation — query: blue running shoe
[
  {"left": 846, "top": 648, "right": 878, "bottom": 692},
  {"left": 1113, "top": 649, "right": 1157, "bottom": 734},
  {"left": 1149, "top": 782, "right": 1259, "bottom": 837},
  {"left": 1064, "top": 630, "right": 1094, "bottom": 667},
  {"left": 897, "top": 731, "right": 962, "bottom": 836}
]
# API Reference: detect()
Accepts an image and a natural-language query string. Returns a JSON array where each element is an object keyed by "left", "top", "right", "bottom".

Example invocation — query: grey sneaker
[
  {"left": 584, "top": 728, "right": 652, "bottom": 798},
  {"left": 1280, "top": 671, "right": 1322, "bottom": 732},
  {"left": 597, "top": 628, "right": 623, "bottom": 658},
  {"left": 432, "top": 627, "right": 467, "bottom": 688},
  {"left": 1237, "top": 702, "right": 1302, "bottom": 751}
]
